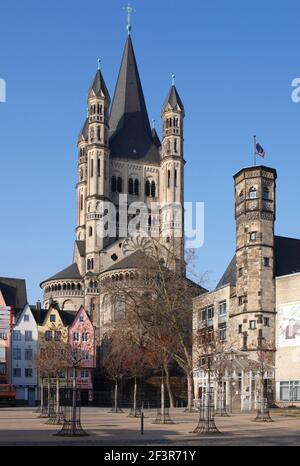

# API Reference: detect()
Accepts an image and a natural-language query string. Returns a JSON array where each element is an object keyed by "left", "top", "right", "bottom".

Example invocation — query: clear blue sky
[{"left": 1, "top": 0, "right": 300, "bottom": 303}]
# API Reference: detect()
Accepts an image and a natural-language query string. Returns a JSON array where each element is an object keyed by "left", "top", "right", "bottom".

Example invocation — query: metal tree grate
[
  {"left": 254, "top": 398, "right": 274, "bottom": 423},
  {"left": 152, "top": 407, "right": 175, "bottom": 425},
  {"left": 192, "top": 398, "right": 221, "bottom": 435}
]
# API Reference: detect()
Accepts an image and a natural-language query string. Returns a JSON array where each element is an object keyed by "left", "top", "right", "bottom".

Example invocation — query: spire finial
[
  {"left": 97, "top": 58, "right": 101, "bottom": 71},
  {"left": 124, "top": 3, "right": 136, "bottom": 35},
  {"left": 172, "top": 74, "right": 176, "bottom": 86}
]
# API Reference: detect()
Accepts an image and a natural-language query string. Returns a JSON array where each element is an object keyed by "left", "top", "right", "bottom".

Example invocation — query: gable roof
[
  {"left": 216, "top": 235, "right": 300, "bottom": 289},
  {"left": 41, "top": 263, "right": 82, "bottom": 286},
  {"left": 0, "top": 277, "right": 27, "bottom": 310},
  {"left": 109, "top": 36, "right": 160, "bottom": 164}
]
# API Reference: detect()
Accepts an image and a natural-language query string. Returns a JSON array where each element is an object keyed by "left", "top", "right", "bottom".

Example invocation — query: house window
[
  {"left": 219, "top": 323, "right": 227, "bottom": 341},
  {"left": 280, "top": 381, "right": 300, "bottom": 402},
  {"left": 249, "top": 320, "right": 256, "bottom": 330},
  {"left": 25, "top": 331, "right": 32, "bottom": 342},
  {"left": 25, "top": 348, "right": 33, "bottom": 360},
  {"left": 54, "top": 331, "right": 61, "bottom": 341},
  {"left": 45, "top": 331, "right": 52, "bottom": 341},
  {"left": 24, "top": 315, "right": 29, "bottom": 322},
  {"left": 13, "top": 368, "right": 21, "bottom": 377},
  {"left": 80, "top": 370, "right": 89, "bottom": 379},
  {"left": 13, "top": 348, "right": 21, "bottom": 360},
  {"left": 82, "top": 333, "right": 89, "bottom": 342},
  {"left": 13, "top": 330, "right": 21, "bottom": 341},
  {"left": 80, "top": 316, "right": 84, "bottom": 322},
  {"left": 50, "top": 315, "right": 56, "bottom": 323},
  {"left": 73, "top": 332, "right": 80, "bottom": 342},
  {"left": 219, "top": 302, "right": 227, "bottom": 317},
  {"left": 25, "top": 368, "right": 33, "bottom": 378}
]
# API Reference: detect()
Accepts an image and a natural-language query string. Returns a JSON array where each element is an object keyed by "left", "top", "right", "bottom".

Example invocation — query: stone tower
[
  {"left": 232, "top": 166, "right": 277, "bottom": 352},
  {"left": 160, "top": 83, "right": 185, "bottom": 271}
]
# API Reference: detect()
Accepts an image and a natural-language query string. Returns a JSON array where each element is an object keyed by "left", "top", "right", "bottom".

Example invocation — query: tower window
[
  {"left": 151, "top": 181, "right": 156, "bottom": 198},
  {"left": 97, "top": 126, "right": 101, "bottom": 141},
  {"left": 89, "top": 227, "right": 93, "bottom": 237},
  {"left": 249, "top": 187, "right": 257, "bottom": 199},
  {"left": 145, "top": 180, "right": 151, "bottom": 197},
  {"left": 174, "top": 170, "right": 177, "bottom": 188},
  {"left": 80, "top": 195, "right": 83, "bottom": 211},
  {"left": 90, "top": 159, "right": 94, "bottom": 177},
  {"left": 174, "top": 139, "right": 178, "bottom": 153},
  {"left": 128, "top": 178, "right": 134, "bottom": 195},
  {"left": 263, "top": 187, "right": 270, "bottom": 200},
  {"left": 238, "top": 267, "right": 244, "bottom": 277},
  {"left": 111, "top": 176, "right": 117, "bottom": 193},
  {"left": 264, "top": 317, "right": 270, "bottom": 327},
  {"left": 250, "top": 232, "right": 257, "bottom": 241},
  {"left": 117, "top": 177, "right": 123, "bottom": 193},
  {"left": 134, "top": 179, "right": 139, "bottom": 196},
  {"left": 238, "top": 325, "right": 243, "bottom": 334},
  {"left": 264, "top": 257, "right": 270, "bottom": 267},
  {"left": 239, "top": 191, "right": 244, "bottom": 202},
  {"left": 249, "top": 320, "right": 256, "bottom": 330},
  {"left": 97, "top": 158, "right": 100, "bottom": 176},
  {"left": 167, "top": 170, "right": 171, "bottom": 188}
]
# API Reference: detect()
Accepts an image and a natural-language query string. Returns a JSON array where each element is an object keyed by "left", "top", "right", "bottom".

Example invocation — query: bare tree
[{"left": 100, "top": 237, "right": 206, "bottom": 411}]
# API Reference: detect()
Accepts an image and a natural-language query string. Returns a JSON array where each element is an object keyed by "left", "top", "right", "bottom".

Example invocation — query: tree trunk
[
  {"left": 133, "top": 378, "right": 137, "bottom": 415},
  {"left": 161, "top": 379, "right": 165, "bottom": 422},
  {"left": 164, "top": 363, "right": 174, "bottom": 408},
  {"left": 187, "top": 372, "right": 194, "bottom": 411},
  {"left": 40, "top": 378, "right": 44, "bottom": 410},
  {"left": 47, "top": 377, "right": 51, "bottom": 417},
  {"left": 56, "top": 375, "right": 60, "bottom": 416},
  {"left": 72, "top": 367, "right": 77, "bottom": 434},
  {"left": 114, "top": 380, "right": 118, "bottom": 412}
]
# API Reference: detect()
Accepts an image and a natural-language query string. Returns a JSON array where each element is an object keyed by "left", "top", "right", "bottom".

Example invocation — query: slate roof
[
  {"left": 109, "top": 36, "right": 160, "bottom": 164},
  {"left": 216, "top": 235, "right": 300, "bottom": 290},
  {"left": 105, "top": 250, "right": 154, "bottom": 273},
  {"left": 75, "top": 240, "right": 86, "bottom": 257},
  {"left": 0, "top": 277, "right": 27, "bottom": 310},
  {"left": 30, "top": 306, "right": 48, "bottom": 325},
  {"left": 89, "top": 69, "right": 110, "bottom": 102},
  {"left": 41, "top": 263, "right": 82, "bottom": 286},
  {"left": 162, "top": 85, "right": 185, "bottom": 116},
  {"left": 78, "top": 118, "right": 89, "bottom": 141}
]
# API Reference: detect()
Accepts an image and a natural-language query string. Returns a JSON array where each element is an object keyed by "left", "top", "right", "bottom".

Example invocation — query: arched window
[
  {"left": 80, "top": 194, "right": 83, "bottom": 211},
  {"left": 128, "top": 178, "right": 134, "bottom": 195},
  {"left": 174, "top": 139, "right": 178, "bottom": 153},
  {"left": 167, "top": 170, "right": 171, "bottom": 188},
  {"left": 249, "top": 187, "right": 257, "bottom": 199},
  {"left": 134, "top": 179, "right": 139, "bottom": 196},
  {"left": 263, "top": 187, "right": 270, "bottom": 200},
  {"left": 87, "top": 259, "right": 91, "bottom": 271},
  {"left": 89, "top": 227, "right": 93, "bottom": 237},
  {"left": 174, "top": 170, "right": 178, "bottom": 188},
  {"left": 77, "top": 284, "right": 81, "bottom": 291},
  {"left": 97, "top": 126, "right": 101, "bottom": 141},
  {"left": 151, "top": 181, "right": 156, "bottom": 198},
  {"left": 97, "top": 158, "right": 100, "bottom": 177},
  {"left": 111, "top": 176, "right": 117, "bottom": 193},
  {"left": 90, "top": 159, "right": 94, "bottom": 177},
  {"left": 148, "top": 215, "right": 152, "bottom": 227},
  {"left": 145, "top": 180, "right": 151, "bottom": 197},
  {"left": 117, "top": 177, "right": 123, "bottom": 193},
  {"left": 91, "top": 259, "right": 94, "bottom": 270}
]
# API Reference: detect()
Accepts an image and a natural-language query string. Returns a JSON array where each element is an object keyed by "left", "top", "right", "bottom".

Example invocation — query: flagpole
[{"left": 253, "top": 135, "right": 257, "bottom": 167}]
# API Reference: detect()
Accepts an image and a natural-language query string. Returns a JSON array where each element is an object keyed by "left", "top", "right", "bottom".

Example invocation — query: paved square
[{"left": 0, "top": 408, "right": 300, "bottom": 446}]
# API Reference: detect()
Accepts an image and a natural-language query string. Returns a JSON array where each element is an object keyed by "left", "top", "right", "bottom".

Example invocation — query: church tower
[
  {"left": 232, "top": 166, "right": 277, "bottom": 352},
  {"left": 160, "top": 79, "right": 185, "bottom": 270}
]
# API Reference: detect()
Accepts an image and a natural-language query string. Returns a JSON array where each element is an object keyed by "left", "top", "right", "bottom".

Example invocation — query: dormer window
[{"left": 249, "top": 187, "right": 257, "bottom": 199}]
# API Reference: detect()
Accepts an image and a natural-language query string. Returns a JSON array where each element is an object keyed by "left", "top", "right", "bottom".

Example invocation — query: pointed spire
[
  {"left": 78, "top": 118, "right": 89, "bottom": 142},
  {"left": 88, "top": 65, "right": 110, "bottom": 103},
  {"left": 109, "top": 35, "right": 160, "bottom": 163},
  {"left": 162, "top": 81, "right": 185, "bottom": 117}
]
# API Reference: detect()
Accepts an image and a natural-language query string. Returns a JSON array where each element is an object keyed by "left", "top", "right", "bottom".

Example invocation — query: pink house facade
[{"left": 68, "top": 306, "right": 95, "bottom": 404}]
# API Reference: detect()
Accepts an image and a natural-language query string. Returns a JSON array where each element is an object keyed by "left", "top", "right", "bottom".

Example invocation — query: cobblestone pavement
[{"left": 0, "top": 407, "right": 300, "bottom": 446}]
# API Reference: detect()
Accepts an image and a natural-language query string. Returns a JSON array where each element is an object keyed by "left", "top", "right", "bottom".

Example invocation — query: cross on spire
[
  {"left": 124, "top": 3, "right": 136, "bottom": 35},
  {"left": 172, "top": 74, "right": 176, "bottom": 86},
  {"left": 97, "top": 58, "right": 101, "bottom": 71}
]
